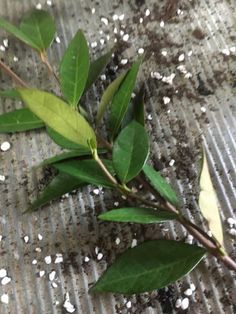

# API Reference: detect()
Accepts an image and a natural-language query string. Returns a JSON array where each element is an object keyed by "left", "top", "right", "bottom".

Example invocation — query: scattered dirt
[{"left": 192, "top": 27, "right": 206, "bottom": 40}]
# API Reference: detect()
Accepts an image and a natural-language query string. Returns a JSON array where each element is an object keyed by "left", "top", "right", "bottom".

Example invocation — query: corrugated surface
[{"left": 0, "top": 0, "right": 235, "bottom": 313}]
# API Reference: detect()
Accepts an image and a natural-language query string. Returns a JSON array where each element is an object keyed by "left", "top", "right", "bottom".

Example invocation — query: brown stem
[
  {"left": 0, "top": 60, "right": 28, "bottom": 87},
  {"left": 40, "top": 51, "right": 60, "bottom": 86}
]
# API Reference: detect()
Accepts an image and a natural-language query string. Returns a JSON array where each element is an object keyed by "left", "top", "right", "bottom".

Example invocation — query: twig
[
  {"left": 40, "top": 51, "right": 60, "bottom": 86},
  {"left": 0, "top": 60, "right": 28, "bottom": 87}
]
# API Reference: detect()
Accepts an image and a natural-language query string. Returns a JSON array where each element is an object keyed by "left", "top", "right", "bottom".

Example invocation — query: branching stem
[
  {"left": 40, "top": 51, "right": 60, "bottom": 85},
  {"left": 0, "top": 60, "right": 28, "bottom": 87}
]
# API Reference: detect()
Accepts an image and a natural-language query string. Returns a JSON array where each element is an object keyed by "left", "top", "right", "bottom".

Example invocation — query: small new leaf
[
  {"left": 96, "top": 71, "right": 127, "bottom": 126},
  {"left": 18, "top": 89, "right": 96, "bottom": 149},
  {"left": 0, "top": 9, "right": 56, "bottom": 51},
  {"left": 199, "top": 150, "right": 224, "bottom": 246},
  {"left": 98, "top": 207, "right": 177, "bottom": 224},
  {"left": 109, "top": 58, "right": 142, "bottom": 139},
  {"left": 53, "top": 159, "right": 116, "bottom": 188},
  {"left": 113, "top": 121, "right": 149, "bottom": 183},
  {"left": 27, "top": 172, "right": 84, "bottom": 212},
  {"left": 0, "top": 108, "right": 44, "bottom": 133},
  {"left": 91, "top": 240, "right": 205, "bottom": 294},
  {"left": 143, "top": 164, "right": 180, "bottom": 207},
  {"left": 60, "top": 30, "right": 90, "bottom": 106}
]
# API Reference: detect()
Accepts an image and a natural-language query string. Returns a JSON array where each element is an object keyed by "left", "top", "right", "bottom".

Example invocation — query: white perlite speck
[
  {"left": 44, "top": 255, "right": 52, "bottom": 264},
  {"left": 175, "top": 298, "right": 182, "bottom": 308},
  {"left": 119, "top": 14, "right": 125, "bottom": 21},
  {"left": 84, "top": 256, "right": 90, "bottom": 263},
  {"left": 113, "top": 14, "right": 118, "bottom": 21},
  {"left": 160, "top": 20, "right": 165, "bottom": 28},
  {"left": 123, "top": 34, "right": 129, "bottom": 42},
  {"left": 201, "top": 106, "right": 206, "bottom": 113},
  {"left": 145, "top": 9, "right": 150, "bottom": 16},
  {"left": 138, "top": 48, "right": 144, "bottom": 54},
  {"left": 227, "top": 217, "right": 236, "bottom": 227},
  {"left": 162, "top": 73, "right": 176, "bottom": 85},
  {"left": 121, "top": 59, "right": 128, "bottom": 65},
  {"left": 163, "top": 96, "right": 170, "bottom": 104},
  {"left": 38, "top": 234, "right": 43, "bottom": 241},
  {"left": 126, "top": 301, "right": 132, "bottom": 308},
  {"left": 63, "top": 292, "right": 76, "bottom": 313},
  {"left": 161, "top": 50, "right": 167, "bottom": 56},
  {"left": 131, "top": 239, "right": 137, "bottom": 248},
  {"left": 0, "top": 269, "right": 7, "bottom": 278},
  {"left": 36, "top": 3, "right": 42, "bottom": 10},
  {"left": 101, "top": 17, "right": 108, "bottom": 25},
  {"left": 55, "top": 253, "right": 63, "bottom": 264},
  {"left": 3, "top": 39, "right": 8, "bottom": 48},
  {"left": 190, "top": 283, "right": 196, "bottom": 291},
  {"left": 115, "top": 237, "right": 120, "bottom": 245},
  {"left": 229, "top": 228, "right": 236, "bottom": 236},
  {"left": 1, "top": 142, "right": 11, "bottom": 152},
  {"left": 91, "top": 8, "right": 95, "bottom": 14},
  {"left": 55, "top": 36, "right": 61, "bottom": 44},
  {"left": 91, "top": 41, "right": 97, "bottom": 48},
  {"left": 0, "top": 175, "right": 5, "bottom": 182},
  {"left": 23, "top": 235, "right": 29, "bottom": 243},
  {"left": 1, "top": 276, "right": 11, "bottom": 285},
  {"left": 39, "top": 270, "right": 45, "bottom": 277},
  {"left": 51, "top": 282, "right": 58, "bottom": 288},
  {"left": 32, "top": 259, "right": 37, "bottom": 265},
  {"left": 49, "top": 270, "right": 56, "bottom": 281},
  {"left": 47, "top": 0, "right": 52, "bottom": 6},
  {"left": 184, "top": 288, "right": 193, "bottom": 296},
  {"left": 178, "top": 53, "right": 185, "bottom": 62},
  {"left": 1, "top": 293, "right": 9, "bottom": 304},
  {"left": 0, "top": 45, "right": 6, "bottom": 52},
  {"left": 181, "top": 298, "right": 189, "bottom": 310},
  {"left": 97, "top": 253, "right": 103, "bottom": 261},
  {"left": 169, "top": 159, "right": 175, "bottom": 167},
  {"left": 147, "top": 114, "right": 152, "bottom": 121}
]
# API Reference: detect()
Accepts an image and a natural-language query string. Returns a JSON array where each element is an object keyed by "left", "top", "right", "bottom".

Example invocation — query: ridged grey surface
[{"left": 0, "top": 0, "right": 235, "bottom": 313}]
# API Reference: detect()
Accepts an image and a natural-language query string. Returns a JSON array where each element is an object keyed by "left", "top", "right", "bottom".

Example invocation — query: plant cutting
[{"left": 0, "top": 8, "right": 235, "bottom": 296}]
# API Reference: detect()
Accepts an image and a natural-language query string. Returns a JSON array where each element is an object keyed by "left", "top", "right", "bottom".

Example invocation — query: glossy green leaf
[
  {"left": 143, "top": 164, "right": 180, "bottom": 207},
  {"left": 85, "top": 47, "right": 114, "bottom": 92},
  {"left": 199, "top": 150, "right": 224, "bottom": 246},
  {"left": 0, "top": 108, "right": 44, "bottom": 133},
  {"left": 108, "top": 58, "right": 142, "bottom": 139},
  {"left": 27, "top": 172, "right": 84, "bottom": 212},
  {"left": 40, "top": 150, "right": 92, "bottom": 167},
  {"left": 91, "top": 240, "right": 206, "bottom": 294},
  {"left": 0, "top": 89, "right": 21, "bottom": 100},
  {"left": 54, "top": 159, "right": 115, "bottom": 188},
  {"left": 47, "top": 127, "right": 87, "bottom": 150},
  {"left": 113, "top": 121, "right": 149, "bottom": 183},
  {"left": 96, "top": 71, "right": 127, "bottom": 126},
  {"left": 18, "top": 89, "right": 96, "bottom": 149},
  {"left": 98, "top": 207, "right": 177, "bottom": 224},
  {"left": 60, "top": 30, "right": 89, "bottom": 106},
  {"left": 0, "top": 10, "right": 56, "bottom": 51},
  {"left": 40, "top": 147, "right": 106, "bottom": 167},
  {"left": 133, "top": 85, "right": 145, "bottom": 126}
]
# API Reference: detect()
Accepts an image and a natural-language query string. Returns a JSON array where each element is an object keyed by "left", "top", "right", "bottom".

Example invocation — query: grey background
[{"left": 0, "top": 0, "right": 235, "bottom": 313}]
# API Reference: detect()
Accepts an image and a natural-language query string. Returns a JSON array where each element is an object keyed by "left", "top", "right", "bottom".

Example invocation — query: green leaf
[
  {"left": 53, "top": 159, "right": 115, "bottom": 188},
  {"left": 85, "top": 47, "right": 114, "bottom": 92},
  {"left": 199, "top": 150, "right": 224, "bottom": 246},
  {"left": 0, "top": 17, "right": 39, "bottom": 50},
  {"left": 108, "top": 58, "right": 142, "bottom": 139},
  {"left": 98, "top": 207, "right": 177, "bottom": 224},
  {"left": 0, "top": 10, "right": 56, "bottom": 51},
  {"left": 60, "top": 30, "right": 89, "bottom": 107},
  {"left": 113, "top": 121, "right": 149, "bottom": 183},
  {"left": 143, "top": 164, "right": 180, "bottom": 207},
  {"left": 0, "top": 89, "right": 21, "bottom": 100},
  {"left": 0, "top": 108, "right": 44, "bottom": 133},
  {"left": 96, "top": 71, "right": 127, "bottom": 126},
  {"left": 47, "top": 127, "right": 87, "bottom": 150},
  {"left": 18, "top": 89, "right": 96, "bottom": 149},
  {"left": 27, "top": 172, "right": 84, "bottom": 212},
  {"left": 40, "top": 149, "right": 92, "bottom": 167},
  {"left": 39, "top": 147, "right": 106, "bottom": 167},
  {"left": 133, "top": 85, "right": 145, "bottom": 126},
  {"left": 91, "top": 240, "right": 206, "bottom": 294}
]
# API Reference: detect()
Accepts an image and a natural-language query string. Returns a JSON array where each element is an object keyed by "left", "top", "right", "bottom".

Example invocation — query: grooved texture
[{"left": 0, "top": 0, "right": 235, "bottom": 313}]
